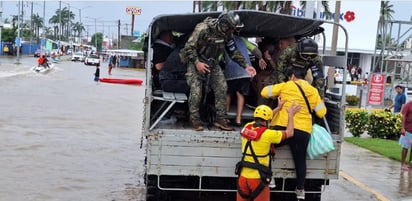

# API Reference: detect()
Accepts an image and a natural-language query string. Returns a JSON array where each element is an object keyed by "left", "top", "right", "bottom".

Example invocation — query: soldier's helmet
[
  {"left": 297, "top": 38, "right": 319, "bottom": 61},
  {"left": 217, "top": 11, "right": 244, "bottom": 34},
  {"left": 254, "top": 105, "right": 273, "bottom": 121}
]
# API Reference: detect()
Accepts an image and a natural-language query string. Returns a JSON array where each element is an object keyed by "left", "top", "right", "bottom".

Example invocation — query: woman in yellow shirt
[{"left": 260, "top": 65, "right": 326, "bottom": 200}]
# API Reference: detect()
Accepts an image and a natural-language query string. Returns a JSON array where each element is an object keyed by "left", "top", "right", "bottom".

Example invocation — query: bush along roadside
[
  {"left": 345, "top": 110, "right": 369, "bottom": 137},
  {"left": 345, "top": 109, "right": 401, "bottom": 139}
]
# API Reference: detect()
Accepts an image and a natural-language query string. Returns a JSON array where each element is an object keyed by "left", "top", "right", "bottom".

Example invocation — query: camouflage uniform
[
  {"left": 181, "top": 17, "right": 248, "bottom": 123},
  {"left": 276, "top": 43, "right": 325, "bottom": 98}
]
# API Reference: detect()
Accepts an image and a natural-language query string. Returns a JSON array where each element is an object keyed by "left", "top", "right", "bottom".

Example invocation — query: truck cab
[{"left": 142, "top": 10, "right": 348, "bottom": 201}]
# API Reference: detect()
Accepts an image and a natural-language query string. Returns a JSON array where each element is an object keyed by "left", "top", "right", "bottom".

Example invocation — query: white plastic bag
[{"left": 307, "top": 124, "right": 335, "bottom": 160}]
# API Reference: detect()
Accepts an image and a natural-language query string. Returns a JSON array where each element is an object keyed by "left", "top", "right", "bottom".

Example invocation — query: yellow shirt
[
  {"left": 240, "top": 122, "right": 285, "bottom": 179},
  {"left": 261, "top": 79, "right": 326, "bottom": 133}
]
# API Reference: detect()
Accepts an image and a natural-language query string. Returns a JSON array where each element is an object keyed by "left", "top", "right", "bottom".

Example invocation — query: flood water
[{"left": 0, "top": 56, "right": 146, "bottom": 200}]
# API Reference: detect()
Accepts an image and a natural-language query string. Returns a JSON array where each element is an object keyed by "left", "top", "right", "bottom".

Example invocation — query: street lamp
[
  {"left": 85, "top": 16, "right": 97, "bottom": 50},
  {"left": 58, "top": 0, "right": 61, "bottom": 43},
  {"left": 70, "top": 5, "right": 91, "bottom": 43},
  {"left": 16, "top": 0, "right": 22, "bottom": 64}
]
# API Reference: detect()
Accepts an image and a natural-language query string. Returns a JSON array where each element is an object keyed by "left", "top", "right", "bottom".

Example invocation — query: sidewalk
[{"left": 340, "top": 140, "right": 412, "bottom": 201}]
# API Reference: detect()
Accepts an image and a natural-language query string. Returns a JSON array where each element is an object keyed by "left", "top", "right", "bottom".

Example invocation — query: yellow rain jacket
[{"left": 261, "top": 79, "right": 326, "bottom": 133}]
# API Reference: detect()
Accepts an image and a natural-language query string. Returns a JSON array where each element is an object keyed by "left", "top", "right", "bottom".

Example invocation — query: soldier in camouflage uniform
[
  {"left": 276, "top": 38, "right": 325, "bottom": 98},
  {"left": 180, "top": 11, "right": 256, "bottom": 131}
]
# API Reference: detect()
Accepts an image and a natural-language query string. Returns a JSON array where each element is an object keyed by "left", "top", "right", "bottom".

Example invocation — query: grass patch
[{"left": 344, "top": 137, "right": 407, "bottom": 161}]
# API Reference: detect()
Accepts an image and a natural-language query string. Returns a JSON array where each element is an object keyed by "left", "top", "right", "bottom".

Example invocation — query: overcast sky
[
  {"left": 0, "top": 1, "right": 411, "bottom": 51},
  {"left": 0, "top": 1, "right": 194, "bottom": 37}
]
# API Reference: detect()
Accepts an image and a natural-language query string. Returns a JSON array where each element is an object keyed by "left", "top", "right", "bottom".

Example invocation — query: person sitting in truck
[
  {"left": 261, "top": 65, "right": 326, "bottom": 200},
  {"left": 180, "top": 10, "right": 256, "bottom": 131},
  {"left": 224, "top": 35, "right": 266, "bottom": 127},
  {"left": 159, "top": 34, "right": 190, "bottom": 94},
  {"left": 153, "top": 30, "right": 175, "bottom": 90},
  {"left": 236, "top": 102, "right": 300, "bottom": 201}
]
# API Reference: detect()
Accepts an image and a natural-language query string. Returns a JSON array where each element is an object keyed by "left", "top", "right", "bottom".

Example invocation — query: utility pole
[
  {"left": 30, "top": 1, "right": 33, "bottom": 55},
  {"left": 94, "top": 18, "right": 97, "bottom": 50},
  {"left": 0, "top": 1, "right": 3, "bottom": 63},
  {"left": 117, "top": 19, "right": 120, "bottom": 49},
  {"left": 42, "top": 0, "right": 45, "bottom": 55},
  {"left": 59, "top": 0, "right": 61, "bottom": 49},
  {"left": 16, "top": 0, "right": 21, "bottom": 64}
]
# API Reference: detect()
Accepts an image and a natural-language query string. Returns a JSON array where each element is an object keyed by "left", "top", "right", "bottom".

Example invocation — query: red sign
[
  {"left": 126, "top": 6, "right": 142, "bottom": 15},
  {"left": 367, "top": 73, "right": 386, "bottom": 105}
]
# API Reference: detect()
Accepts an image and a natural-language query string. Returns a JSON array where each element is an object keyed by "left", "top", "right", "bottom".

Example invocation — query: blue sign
[
  {"left": 15, "top": 37, "right": 21, "bottom": 46},
  {"left": 41, "top": 39, "right": 45, "bottom": 46},
  {"left": 133, "top": 31, "right": 140, "bottom": 38}
]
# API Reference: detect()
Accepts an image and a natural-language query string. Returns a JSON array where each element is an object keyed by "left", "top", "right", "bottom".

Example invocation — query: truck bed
[{"left": 147, "top": 130, "right": 340, "bottom": 177}]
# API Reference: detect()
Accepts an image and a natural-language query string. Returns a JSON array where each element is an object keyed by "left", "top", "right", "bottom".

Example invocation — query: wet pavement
[{"left": 329, "top": 139, "right": 412, "bottom": 201}]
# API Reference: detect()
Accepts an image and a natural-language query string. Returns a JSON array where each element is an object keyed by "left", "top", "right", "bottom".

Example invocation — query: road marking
[{"left": 340, "top": 171, "right": 390, "bottom": 201}]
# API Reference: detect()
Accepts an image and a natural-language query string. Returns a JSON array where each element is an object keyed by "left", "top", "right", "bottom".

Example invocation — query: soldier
[
  {"left": 180, "top": 11, "right": 256, "bottom": 131},
  {"left": 276, "top": 38, "right": 325, "bottom": 98}
]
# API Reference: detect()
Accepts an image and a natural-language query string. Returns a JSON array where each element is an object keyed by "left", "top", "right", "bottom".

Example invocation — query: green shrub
[
  {"left": 346, "top": 95, "right": 359, "bottom": 106},
  {"left": 366, "top": 110, "right": 401, "bottom": 139},
  {"left": 345, "top": 110, "right": 369, "bottom": 137}
]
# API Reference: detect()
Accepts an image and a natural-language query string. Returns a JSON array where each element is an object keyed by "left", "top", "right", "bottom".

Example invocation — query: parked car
[
  {"left": 84, "top": 54, "right": 100, "bottom": 66},
  {"left": 34, "top": 49, "right": 51, "bottom": 57},
  {"left": 50, "top": 49, "right": 62, "bottom": 57},
  {"left": 335, "top": 69, "right": 351, "bottom": 83},
  {"left": 72, "top": 52, "right": 85, "bottom": 62}
]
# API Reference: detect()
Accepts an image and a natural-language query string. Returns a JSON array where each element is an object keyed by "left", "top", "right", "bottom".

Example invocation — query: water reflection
[{"left": 399, "top": 170, "right": 412, "bottom": 197}]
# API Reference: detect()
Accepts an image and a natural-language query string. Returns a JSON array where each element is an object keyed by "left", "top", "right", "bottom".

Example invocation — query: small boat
[
  {"left": 98, "top": 77, "right": 143, "bottom": 85},
  {"left": 31, "top": 62, "right": 54, "bottom": 74}
]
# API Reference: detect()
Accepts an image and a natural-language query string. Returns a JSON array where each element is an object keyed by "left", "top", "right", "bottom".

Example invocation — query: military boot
[
  {"left": 214, "top": 118, "right": 234, "bottom": 131},
  {"left": 192, "top": 119, "right": 204, "bottom": 131}
]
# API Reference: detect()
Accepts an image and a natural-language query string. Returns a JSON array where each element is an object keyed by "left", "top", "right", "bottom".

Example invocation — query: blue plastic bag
[{"left": 307, "top": 123, "right": 335, "bottom": 160}]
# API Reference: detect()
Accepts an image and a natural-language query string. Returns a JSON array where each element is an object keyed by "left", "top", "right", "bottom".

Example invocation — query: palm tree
[
  {"left": 371, "top": 1, "right": 395, "bottom": 74},
  {"left": 11, "top": 15, "right": 18, "bottom": 28},
  {"left": 72, "top": 22, "right": 85, "bottom": 39},
  {"left": 49, "top": 9, "right": 62, "bottom": 39},
  {"left": 44, "top": 26, "right": 53, "bottom": 39},
  {"left": 60, "top": 7, "right": 75, "bottom": 39},
  {"left": 49, "top": 7, "right": 75, "bottom": 40},
  {"left": 378, "top": 1, "right": 395, "bottom": 49},
  {"left": 31, "top": 14, "right": 43, "bottom": 39}
]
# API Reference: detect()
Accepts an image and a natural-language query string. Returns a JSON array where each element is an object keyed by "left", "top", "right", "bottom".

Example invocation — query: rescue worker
[
  {"left": 236, "top": 103, "right": 300, "bottom": 201},
  {"left": 276, "top": 38, "right": 325, "bottom": 98},
  {"left": 180, "top": 11, "right": 256, "bottom": 131}
]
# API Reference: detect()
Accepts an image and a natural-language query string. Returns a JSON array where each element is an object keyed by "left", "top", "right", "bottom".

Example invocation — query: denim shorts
[{"left": 399, "top": 131, "right": 412, "bottom": 149}]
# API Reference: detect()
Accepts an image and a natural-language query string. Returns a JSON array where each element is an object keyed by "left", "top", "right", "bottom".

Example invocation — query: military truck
[{"left": 142, "top": 10, "right": 349, "bottom": 201}]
